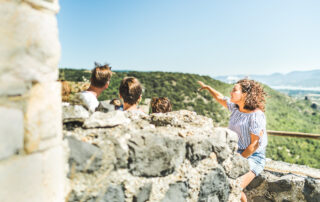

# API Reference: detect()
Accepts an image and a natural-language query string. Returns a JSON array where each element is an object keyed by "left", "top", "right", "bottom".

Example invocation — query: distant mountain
[{"left": 214, "top": 69, "right": 320, "bottom": 88}]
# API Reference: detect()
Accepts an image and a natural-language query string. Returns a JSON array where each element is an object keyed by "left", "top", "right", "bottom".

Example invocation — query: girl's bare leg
[{"left": 240, "top": 171, "right": 256, "bottom": 202}]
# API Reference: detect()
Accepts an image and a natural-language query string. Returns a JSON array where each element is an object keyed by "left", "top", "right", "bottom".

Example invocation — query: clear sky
[{"left": 57, "top": 0, "right": 320, "bottom": 76}]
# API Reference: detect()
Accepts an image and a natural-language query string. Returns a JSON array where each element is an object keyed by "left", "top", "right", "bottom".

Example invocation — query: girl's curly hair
[{"left": 237, "top": 79, "right": 267, "bottom": 112}]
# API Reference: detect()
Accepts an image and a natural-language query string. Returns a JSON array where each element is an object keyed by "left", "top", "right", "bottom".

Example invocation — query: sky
[{"left": 57, "top": 0, "right": 320, "bottom": 76}]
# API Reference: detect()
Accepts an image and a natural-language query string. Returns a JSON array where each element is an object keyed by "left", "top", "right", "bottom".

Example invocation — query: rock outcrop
[
  {"left": 245, "top": 159, "right": 320, "bottom": 202},
  {"left": 0, "top": 0, "right": 66, "bottom": 201},
  {"left": 63, "top": 105, "right": 320, "bottom": 202},
  {"left": 63, "top": 107, "right": 249, "bottom": 202}
]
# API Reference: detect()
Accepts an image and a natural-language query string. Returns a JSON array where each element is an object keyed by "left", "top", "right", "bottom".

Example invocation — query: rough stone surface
[
  {"left": 245, "top": 159, "right": 320, "bottom": 202},
  {"left": 0, "top": 145, "right": 66, "bottom": 202},
  {"left": 63, "top": 108, "right": 320, "bottom": 202},
  {"left": 62, "top": 104, "right": 90, "bottom": 123},
  {"left": 161, "top": 182, "right": 188, "bottom": 202},
  {"left": 128, "top": 131, "right": 186, "bottom": 177},
  {"left": 100, "top": 185, "right": 125, "bottom": 202},
  {"left": 0, "top": 107, "right": 24, "bottom": 160},
  {"left": 24, "top": 82, "right": 62, "bottom": 153},
  {"left": 0, "top": 1, "right": 60, "bottom": 96},
  {"left": 303, "top": 178, "right": 320, "bottom": 202},
  {"left": 24, "top": 0, "right": 60, "bottom": 13},
  {"left": 83, "top": 111, "right": 131, "bottom": 128},
  {"left": 0, "top": 0, "right": 65, "bottom": 202},
  {"left": 252, "top": 196, "right": 273, "bottom": 202},
  {"left": 64, "top": 110, "right": 245, "bottom": 202},
  {"left": 134, "top": 183, "right": 152, "bottom": 202},
  {"left": 223, "top": 153, "right": 250, "bottom": 179},
  {"left": 149, "top": 110, "right": 214, "bottom": 130},
  {"left": 246, "top": 175, "right": 265, "bottom": 191},
  {"left": 198, "top": 167, "right": 230, "bottom": 202},
  {"left": 211, "top": 128, "right": 234, "bottom": 163},
  {"left": 186, "top": 136, "right": 214, "bottom": 167},
  {"left": 265, "top": 158, "right": 320, "bottom": 179},
  {"left": 66, "top": 136, "right": 102, "bottom": 173},
  {"left": 268, "top": 178, "right": 293, "bottom": 193}
]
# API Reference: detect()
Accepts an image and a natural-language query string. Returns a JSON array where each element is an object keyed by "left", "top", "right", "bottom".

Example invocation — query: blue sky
[{"left": 57, "top": 0, "right": 320, "bottom": 76}]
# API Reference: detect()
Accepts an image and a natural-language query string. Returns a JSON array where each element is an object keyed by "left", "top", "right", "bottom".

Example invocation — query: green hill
[{"left": 60, "top": 69, "right": 320, "bottom": 169}]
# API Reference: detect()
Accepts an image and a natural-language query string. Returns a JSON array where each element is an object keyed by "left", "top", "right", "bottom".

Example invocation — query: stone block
[
  {"left": 150, "top": 110, "right": 213, "bottom": 130},
  {"left": 0, "top": 107, "right": 24, "bottom": 160},
  {"left": 303, "top": 178, "right": 320, "bottom": 202},
  {"left": 186, "top": 137, "right": 214, "bottom": 166},
  {"left": 0, "top": 145, "right": 66, "bottom": 202},
  {"left": 134, "top": 183, "right": 152, "bottom": 202},
  {"left": 223, "top": 153, "right": 250, "bottom": 179},
  {"left": 161, "top": 182, "right": 188, "bottom": 202},
  {"left": 24, "top": 82, "right": 62, "bottom": 153},
  {"left": 100, "top": 185, "right": 125, "bottom": 202},
  {"left": 62, "top": 104, "right": 90, "bottom": 123},
  {"left": 267, "top": 178, "right": 293, "bottom": 193},
  {"left": 198, "top": 167, "right": 230, "bottom": 202},
  {"left": 66, "top": 136, "right": 103, "bottom": 173},
  {"left": 246, "top": 175, "right": 265, "bottom": 191},
  {"left": 0, "top": 1, "right": 60, "bottom": 96},
  {"left": 252, "top": 196, "right": 273, "bottom": 202},
  {"left": 83, "top": 111, "right": 131, "bottom": 129},
  {"left": 128, "top": 131, "right": 186, "bottom": 177},
  {"left": 24, "top": 0, "right": 60, "bottom": 13}
]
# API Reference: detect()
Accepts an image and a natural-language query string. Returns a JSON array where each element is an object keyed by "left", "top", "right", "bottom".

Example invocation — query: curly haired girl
[{"left": 198, "top": 79, "right": 267, "bottom": 202}]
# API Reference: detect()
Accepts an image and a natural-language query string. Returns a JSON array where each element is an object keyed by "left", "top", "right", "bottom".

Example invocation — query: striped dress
[{"left": 224, "top": 97, "right": 268, "bottom": 153}]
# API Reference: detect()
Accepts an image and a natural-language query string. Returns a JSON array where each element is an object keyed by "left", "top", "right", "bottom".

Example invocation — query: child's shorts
[{"left": 238, "top": 149, "right": 266, "bottom": 176}]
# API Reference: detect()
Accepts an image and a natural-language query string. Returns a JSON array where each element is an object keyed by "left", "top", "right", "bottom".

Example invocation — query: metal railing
[{"left": 267, "top": 130, "right": 320, "bottom": 140}]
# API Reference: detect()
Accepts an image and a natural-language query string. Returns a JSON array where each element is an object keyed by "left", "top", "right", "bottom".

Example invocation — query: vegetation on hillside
[{"left": 60, "top": 69, "right": 320, "bottom": 169}]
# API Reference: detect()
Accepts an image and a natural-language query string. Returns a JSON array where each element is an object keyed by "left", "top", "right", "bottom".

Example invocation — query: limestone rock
[
  {"left": 246, "top": 175, "right": 265, "bottom": 191},
  {"left": 0, "top": 145, "right": 66, "bottom": 202},
  {"left": 0, "top": 107, "right": 23, "bottom": 160},
  {"left": 223, "top": 153, "right": 250, "bottom": 179},
  {"left": 150, "top": 110, "right": 213, "bottom": 130},
  {"left": 186, "top": 137, "right": 214, "bottom": 167},
  {"left": 66, "top": 136, "right": 102, "bottom": 173},
  {"left": 62, "top": 108, "right": 320, "bottom": 202},
  {"left": 24, "top": 82, "right": 62, "bottom": 153},
  {"left": 83, "top": 111, "right": 130, "bottom": 128},
  {"left": 100, "top": 185, "right": 125, "bottom": 202},
  {"left": 0, "top": 1, "right": 60, "bottom": 96},
  {"left": 62, "top": 104, "right": 89, "bottom": 123},
  {"left": 245, "top": 161, "right": 320, "bottom": 202},
  {"left": 198, "top": 167, "right": 230, "bottom": 202},
  {"left": 303, "top": 178, "right": 320, "bottom": 202},
  {"left": 128, "top": 131, "right": 186, "bottom": 177},
  {"left": 134, "top": 183, "right": 152, "bottom": 202},
  {"left": 161, "top": 182, "right": 188, "bottom": 202},
  {"left": 252, "top": 196, "right": 273, "bottom": 202},
  {"left": 267, "top": 178, "right": 293, "bottom": 193}
]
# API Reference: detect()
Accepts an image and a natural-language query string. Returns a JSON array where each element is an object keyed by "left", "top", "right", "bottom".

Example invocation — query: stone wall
[
  {"left": 63, "top": 105, "right": 320, "bottom": 202},
  {"left": 0, "top": 0, "right": 67, "bottom": 201},
  {"left": 1, "top": 0, "right": 319, "bottom": 200},
  {"left": 63, "top": 107, "right": 250, "bottom": 202},
  {"left": 245, "top": 159, "right": 320, "bottom": 202}
]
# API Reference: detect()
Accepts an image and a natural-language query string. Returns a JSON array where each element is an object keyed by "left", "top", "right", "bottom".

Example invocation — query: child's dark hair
[
  {"left": 110, "top": 98, "right": 122, "bottom": 110},
  {"left": 119, "top": 77, "right": 142, "bottom": 105},
  {"left": 151, "top": 97, "right": 172, "bottom": 113}
]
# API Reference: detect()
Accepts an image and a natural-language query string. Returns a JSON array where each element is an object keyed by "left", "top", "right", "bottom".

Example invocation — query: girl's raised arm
[{"left": 197, "top": 81, "right": 227, "bottom": 109}]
